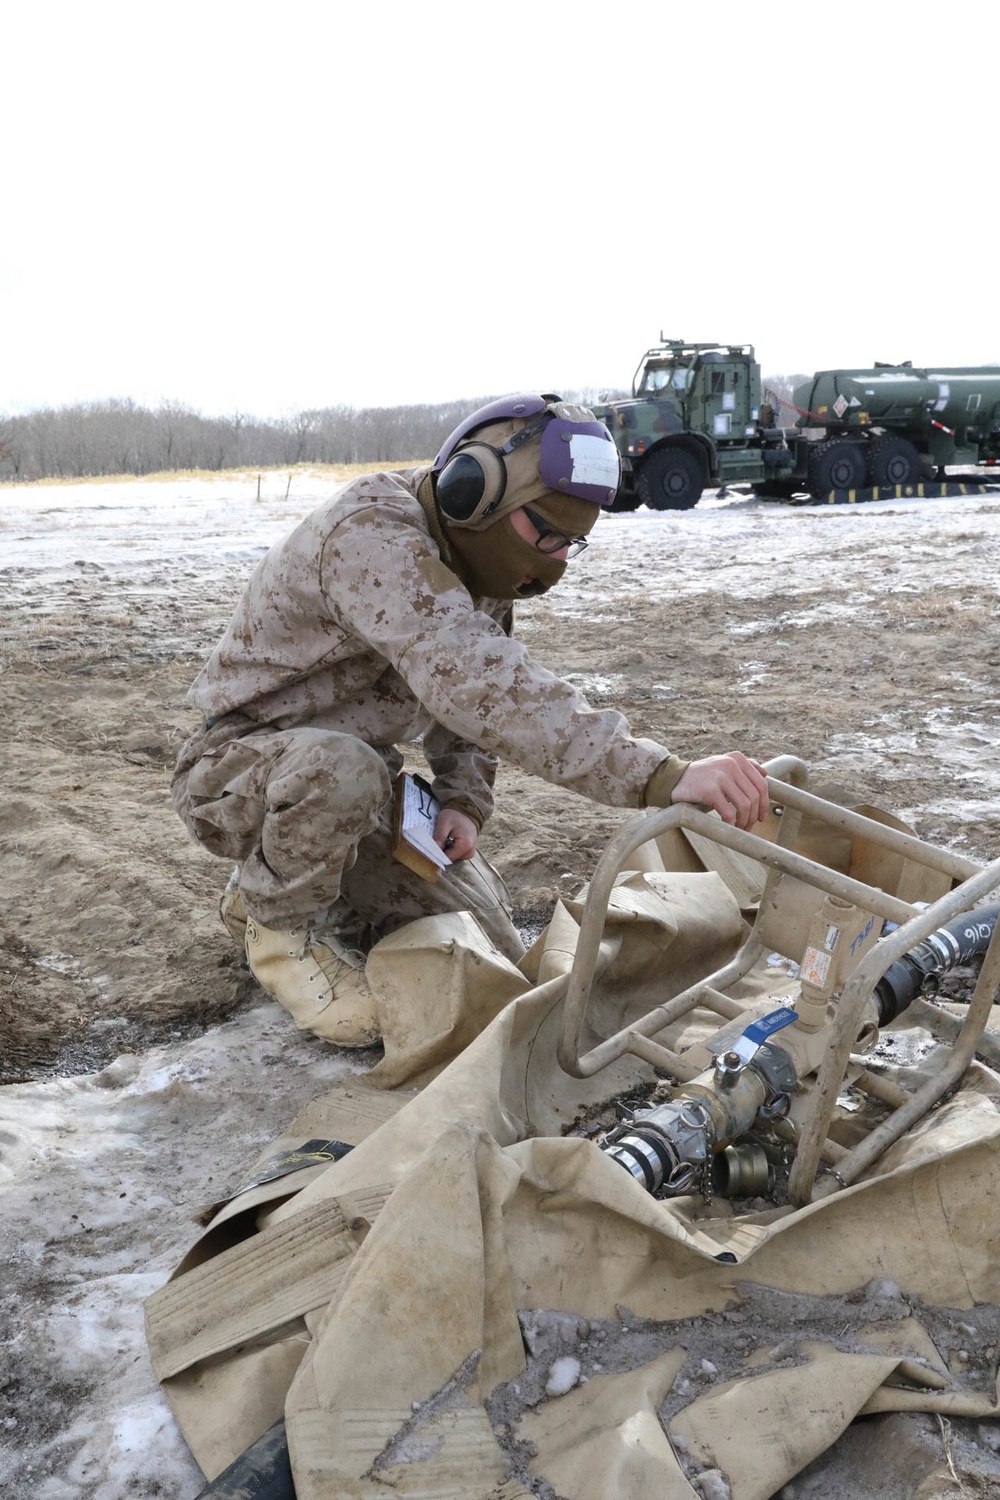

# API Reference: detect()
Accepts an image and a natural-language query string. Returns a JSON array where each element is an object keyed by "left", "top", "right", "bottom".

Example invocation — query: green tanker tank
[
  {"left": 790, "top": 365, "right": 1000, "bottom": 492},
  {"left": 595, "top": 337, "right": 1000, "bottom": 508}
]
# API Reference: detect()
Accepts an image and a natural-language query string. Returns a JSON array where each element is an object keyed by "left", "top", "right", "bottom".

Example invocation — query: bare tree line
[
  {"left": 0, "top": 379, "right": 809, "bottom": 482},
  {"left": 0, "top": 389, "right": 625, "bottom": 482}
]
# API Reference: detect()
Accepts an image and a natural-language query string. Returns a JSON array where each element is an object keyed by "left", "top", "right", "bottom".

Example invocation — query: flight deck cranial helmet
[{"left": 432, "top": 394, "right": 621, "bottom": 598}]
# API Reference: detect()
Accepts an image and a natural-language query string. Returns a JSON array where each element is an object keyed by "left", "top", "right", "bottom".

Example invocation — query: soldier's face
[
  {"left": 503, "top": 510, "right": 566, "bottom": 591},
  {"left": 442, "top": 503, "right": 572, "bottom": 600},
  {"left": 508, "top": 505, "right": 571, "bottom": 590}
]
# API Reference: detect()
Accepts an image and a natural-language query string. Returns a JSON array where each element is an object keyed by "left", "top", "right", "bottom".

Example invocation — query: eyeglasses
[{"left": 522, "top": 506, "right": 589, "bottom": 559}]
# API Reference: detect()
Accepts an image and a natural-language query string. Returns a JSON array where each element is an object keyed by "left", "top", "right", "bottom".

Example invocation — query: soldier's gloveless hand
[
  {"left": 434, "top": 807, "right": 479, "bottom": 862},
  {"left": 670, "top": 752, "right": 769, "bottom": 831}
]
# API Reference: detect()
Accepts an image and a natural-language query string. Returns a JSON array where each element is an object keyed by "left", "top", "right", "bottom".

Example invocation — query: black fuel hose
[
  {"left": 192, "top": 1418, "right": 294, "bottom": 1500},
  {"left": 874, "top": 906, "right": 999, "bottom": 1025}
]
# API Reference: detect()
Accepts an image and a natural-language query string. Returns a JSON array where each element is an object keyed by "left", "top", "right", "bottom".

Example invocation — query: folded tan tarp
[{"left": 147, "top": 866, "right": 1000, "bottom": 1498}]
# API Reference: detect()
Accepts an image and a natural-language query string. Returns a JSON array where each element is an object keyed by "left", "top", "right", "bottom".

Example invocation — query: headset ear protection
[
  {"left": 433, "top": 391, "right": 621, "bottom": 526},
  {"left": 435, "top": 414, "right": 551, "bottom": 524}
]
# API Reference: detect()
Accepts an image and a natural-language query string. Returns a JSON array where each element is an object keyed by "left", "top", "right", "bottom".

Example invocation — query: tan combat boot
[{"left": 244, "top": 917, "right": 381, "bottom": 1048}]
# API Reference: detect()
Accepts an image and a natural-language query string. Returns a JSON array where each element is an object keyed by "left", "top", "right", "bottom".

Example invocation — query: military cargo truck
[
  {"left": 594, "top": 337, "right": 1000, "bottom": 509},
  {"left": 593, "top": 339, "right": 790, "bottom": 510}
]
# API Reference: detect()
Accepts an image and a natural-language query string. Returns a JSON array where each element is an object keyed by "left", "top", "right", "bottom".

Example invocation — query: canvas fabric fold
[
  {"left": 365, "top": 910, "right": 533, "bottom": 1089},
  {"left": 146, "top": 863, "right": 1000, "bottom": 1497}
]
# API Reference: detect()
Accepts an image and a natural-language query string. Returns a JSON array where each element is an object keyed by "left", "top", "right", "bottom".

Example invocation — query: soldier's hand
[
  {"left": 434, "top": 807, "right": 479, "bottom": 862},
  {"left": 670, "top": 752, "right": 769, "bottom": 831}
]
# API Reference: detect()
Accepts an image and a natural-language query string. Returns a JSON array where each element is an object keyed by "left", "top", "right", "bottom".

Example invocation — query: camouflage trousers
[{"left": 171, "top": 718, "right": 524, "bottom": 963}]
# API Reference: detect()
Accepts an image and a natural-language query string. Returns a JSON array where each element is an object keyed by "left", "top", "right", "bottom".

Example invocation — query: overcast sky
[{"left": 3, "top": 1, "right": 997, "bottom": 418}]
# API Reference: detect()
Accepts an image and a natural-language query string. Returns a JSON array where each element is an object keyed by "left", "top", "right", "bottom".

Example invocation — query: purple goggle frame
[{"left": 433, "top": 394, "right": 621, "bottom": 508}]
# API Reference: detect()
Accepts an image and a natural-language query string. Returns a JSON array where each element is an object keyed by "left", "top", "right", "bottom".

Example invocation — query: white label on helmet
[{"left": 569, "top": 433, "right": 619, "bottom": 487}]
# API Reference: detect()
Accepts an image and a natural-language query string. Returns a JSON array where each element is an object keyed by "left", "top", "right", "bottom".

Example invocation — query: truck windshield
[{"left": 639, "top": 363, "right": 693, "bottom": 395}]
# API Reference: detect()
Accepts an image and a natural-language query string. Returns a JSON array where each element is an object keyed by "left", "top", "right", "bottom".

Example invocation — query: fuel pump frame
[{"left": 556, "top": 756, "right": 1000, "bottom": 1206}]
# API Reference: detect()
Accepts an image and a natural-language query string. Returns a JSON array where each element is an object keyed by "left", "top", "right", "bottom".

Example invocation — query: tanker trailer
[{"left": 791, "top": 363, "right": 1000, "bottom": 494}]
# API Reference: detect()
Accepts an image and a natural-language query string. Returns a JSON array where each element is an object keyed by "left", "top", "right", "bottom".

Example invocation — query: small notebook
[{"left": 391, "top": 773, "right": 450, "bottom": 883}]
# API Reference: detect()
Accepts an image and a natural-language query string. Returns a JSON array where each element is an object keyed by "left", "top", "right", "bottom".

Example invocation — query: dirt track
[
  {"left": 3, "top": 470, "right": 1000, "bottom": 1498},
  {"left": 2, "top": 472, "right": 999, "bottom": 1081}
]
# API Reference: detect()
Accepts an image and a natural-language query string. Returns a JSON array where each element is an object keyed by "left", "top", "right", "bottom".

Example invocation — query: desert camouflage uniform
[{"left": 172, "top": 468, "right": 677, "bottom": 958}]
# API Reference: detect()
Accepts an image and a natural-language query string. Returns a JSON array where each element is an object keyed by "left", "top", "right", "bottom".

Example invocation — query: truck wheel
[
  {"left": 807, "top": 440, "right": 866, "bottom": 496},
  {"left": 636, "top": 448, "right": 703, "bottom": 510},
  {"left": 869, "top": 435, "right": 922, "bottom": 486},
  {"left": 608, "top": 487, "right": 641, "bottom": 513}
]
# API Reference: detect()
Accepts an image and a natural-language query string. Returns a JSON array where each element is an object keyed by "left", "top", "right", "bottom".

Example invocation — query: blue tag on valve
[{"left": 732, "top": 1006, "right": 799, "bottom": 1065}]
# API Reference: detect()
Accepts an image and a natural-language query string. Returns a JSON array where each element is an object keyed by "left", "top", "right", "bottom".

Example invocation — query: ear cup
[
  {"left": 435, "top": 453, "right": 487, "bottom": 520},
  {"left": 435, "top": 441, "right": 507, "bottom": 524}
]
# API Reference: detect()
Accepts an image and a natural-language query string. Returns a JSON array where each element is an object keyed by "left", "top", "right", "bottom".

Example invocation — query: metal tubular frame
[{"left": 556, "top": 756, "right": 1000, "bottom": 1204}]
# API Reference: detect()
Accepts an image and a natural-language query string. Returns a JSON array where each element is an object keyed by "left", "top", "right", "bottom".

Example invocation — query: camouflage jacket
[{"left": 187, "top": 468, "right": 673, "bottom": 827}]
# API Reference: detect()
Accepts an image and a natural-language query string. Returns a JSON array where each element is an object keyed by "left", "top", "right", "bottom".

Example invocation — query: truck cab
[{"left": 595, "top": 338, "right": 793, "bottom": 510}]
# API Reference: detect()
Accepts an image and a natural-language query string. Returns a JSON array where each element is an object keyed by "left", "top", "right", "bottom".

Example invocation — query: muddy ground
[
  {"left": 1, "top": 469, "right": 999, "bottom": 1498},
  {"left": 2, "top": 470, "right": 997, "bottom": 1081}
]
